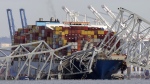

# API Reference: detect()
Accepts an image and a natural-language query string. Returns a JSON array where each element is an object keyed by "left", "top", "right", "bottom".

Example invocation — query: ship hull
[
  {"left": 92, "top": 60, "right": 123, "bottom": 79},
  {"left": 62, "top": 59, "right": 124, "bottom": 79}
]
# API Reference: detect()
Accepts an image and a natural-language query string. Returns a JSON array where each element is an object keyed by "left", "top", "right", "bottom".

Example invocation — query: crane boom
[
  {"left": 7, "top": 9, "right": 15, "bottom": 42},
  {"left": 20, "top": 8, "right": 27, "bottom": 28},
  {"left": 101, "top": 5, "right": 116, "bottom": 19},
  {"left": 62, "top": 6, "right": 79, "bottom": 22},
  {"left": 88, "top": 5, "right": 111, "bottom": 29}
]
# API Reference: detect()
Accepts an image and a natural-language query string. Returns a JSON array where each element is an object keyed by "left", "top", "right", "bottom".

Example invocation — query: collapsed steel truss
[
  {"left": 89, "top": 5, "right": 150, "bottom": 71},
  {"left": 109, "top": 7, "right": 150, "bottom": 70},
  {"left": 0, "top": 40, "right": 103, "bottom": 80},
  {"left": 116, "top": 8, "right": 150, "bottom": 70}
]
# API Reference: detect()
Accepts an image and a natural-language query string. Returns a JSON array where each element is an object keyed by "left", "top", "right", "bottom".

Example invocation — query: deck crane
[
  {"left": 101, "top": 5, "right": 116, "bottom": 19},
  {"left": 7, "top": 9, "right": 15, "bottom": 43},
  {"left": 20, "top": 8, "right": 27, "bottom": 28},
  {"left": 62, "top": 6, "right": 97, "bottom": 22},
  {"left": 62, "top": 6, "right": 79, "bottom": 22},
  {"left": 88, "top": 5, "right": 111, "bottom": 30}
]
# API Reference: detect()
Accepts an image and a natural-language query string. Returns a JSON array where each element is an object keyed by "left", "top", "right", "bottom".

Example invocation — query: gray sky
[{"left": 0, "top": 0, "right": 150, "bottom": 37}]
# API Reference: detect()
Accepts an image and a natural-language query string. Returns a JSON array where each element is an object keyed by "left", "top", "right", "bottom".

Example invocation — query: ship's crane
[
  {"left": 88, "top": 5, "right": 111, "bottom": 29},
  {"left": 62, "top": 6, "right": 98, "bottom": 23},
  {"left": 101, "top": 5, "right": 116, "bottom": 19},
  {"left": 20, "top": 8, "right": 27, "bottom": 28},
  {"left": 7, "top": 9, "right": 15, "bottom": 43},
  {"left": 62, "top": 6, "right": 79, "bottom": 22}
]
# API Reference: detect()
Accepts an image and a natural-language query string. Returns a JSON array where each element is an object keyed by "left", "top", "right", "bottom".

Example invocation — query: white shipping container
[
  {"left": 74, "top": 46, "right": 78, "bottom": 49},
  {"left": 97, "top": 39, "right": 101, "bottom": 42},
  {"left": 91, "top": 39, "right": 94, "bottom": 42},
  {"left": 74, "top": 42, "right": 77, "bottom": 46},
  {"left": 94, "top": 39, "right": 97, "bottom": 42},
  {"left": 42, "top": 30, "right": 45, "bottom": 34},
  {"left": 68, "top": 42, "right": 72, "bottom": 45},
  {"left": 71, "top": 45, "right": 75, "bottom": 49},
  {"left": 71, "top": 42, "right": 74, "bottom": 46},
  {"left": 83, "top": 47, "right": 87, "bottom": 50},
  {"left": 28, "top": 25, "right": 32, "bottom": 28}
]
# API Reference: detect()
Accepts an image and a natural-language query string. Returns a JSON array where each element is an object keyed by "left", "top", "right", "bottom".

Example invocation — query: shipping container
[{"left": 13, "top": 24, "right": 118, "bottom": 57}]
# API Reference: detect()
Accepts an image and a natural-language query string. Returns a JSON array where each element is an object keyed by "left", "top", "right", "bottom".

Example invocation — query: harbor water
[{"left": 0, "top": 79, "right": 150, "bottom": 84}]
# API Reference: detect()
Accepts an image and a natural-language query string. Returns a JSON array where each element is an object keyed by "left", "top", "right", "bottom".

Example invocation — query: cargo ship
[{"left": 11, "top": 17, "right": 127, "bottom": 80}]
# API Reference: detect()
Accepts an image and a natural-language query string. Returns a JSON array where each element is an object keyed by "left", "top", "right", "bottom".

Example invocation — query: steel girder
[{"left": 0, "top": 40, "right": 100, "bottom": 80}]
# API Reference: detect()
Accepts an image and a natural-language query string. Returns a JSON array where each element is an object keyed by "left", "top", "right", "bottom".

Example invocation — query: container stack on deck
[{"left": 12, "top": 25, "right": 120, "bottom": 57}]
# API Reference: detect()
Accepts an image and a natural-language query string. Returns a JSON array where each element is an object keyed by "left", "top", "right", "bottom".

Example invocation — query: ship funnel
[
  {"left": 50, "top": 17, "right": 55, "bottom": 22},
  {"left": 39, "top": 18, "right": 43, "bottom": 21}
]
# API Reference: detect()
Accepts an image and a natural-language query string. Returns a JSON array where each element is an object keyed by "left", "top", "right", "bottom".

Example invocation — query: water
[{"left": 0, "top": 80, "right": 150, "bottom": 84}]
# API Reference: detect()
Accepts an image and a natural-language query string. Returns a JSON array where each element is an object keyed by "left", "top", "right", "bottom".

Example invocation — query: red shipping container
[
  {"left": 94, "top": 30, "right": 98, "bottom": 35},
  {"left": 97, "top": 35, "right": 105, "bottom": 39},
  {"left": 104, "top": 31, "right": 108, "bottom": 35},
  {"left": 21, "top": 36, "right": 25, "bottom": 40},
  {"left": 91, "top": 35, "right": 94, "bottom": 38},
  {"left": 62, "top": 27, "right": 69, "bottom": 30},
  {"left": 39, "top": 26, "right": 45, "bottom": 30},
  {"left": 68, "top": 30, "right": 71, "bottom": 34},
  {"left": 15, "top": 31, "right": 18, "bottom": 36},
  {"left": 66, "top": 37, "right": 71, "bottom": 42},
  {"left": 65, "top": 34, "right": 68, "bottom": 38},
  {"left": 71, "top": 33, "right": 75, "bottom": 37},
  {"left": 77, "top": 30, "right": 81, "bottom": 34},
  {"left": 84, "top": 26, "right": 88, "bottom": 30},
  {"left": 24, "top": 29, "right": 29, "bottom": 33},
  {"left": 70, "top": 26, "right": 74, "bottom": 30},
  {"left": 68, "top": 34, "right": 71, "bottom": 37}
]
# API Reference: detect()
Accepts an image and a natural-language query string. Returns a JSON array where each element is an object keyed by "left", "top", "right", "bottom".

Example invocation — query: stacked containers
[{"left": 13, "top": 24, "right": 119, "bottom": 59}]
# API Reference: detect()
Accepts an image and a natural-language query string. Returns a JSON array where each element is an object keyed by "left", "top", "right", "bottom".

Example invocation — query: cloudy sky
[{"left": 0, "top": 0, "right": 150, "bottom": 37}]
